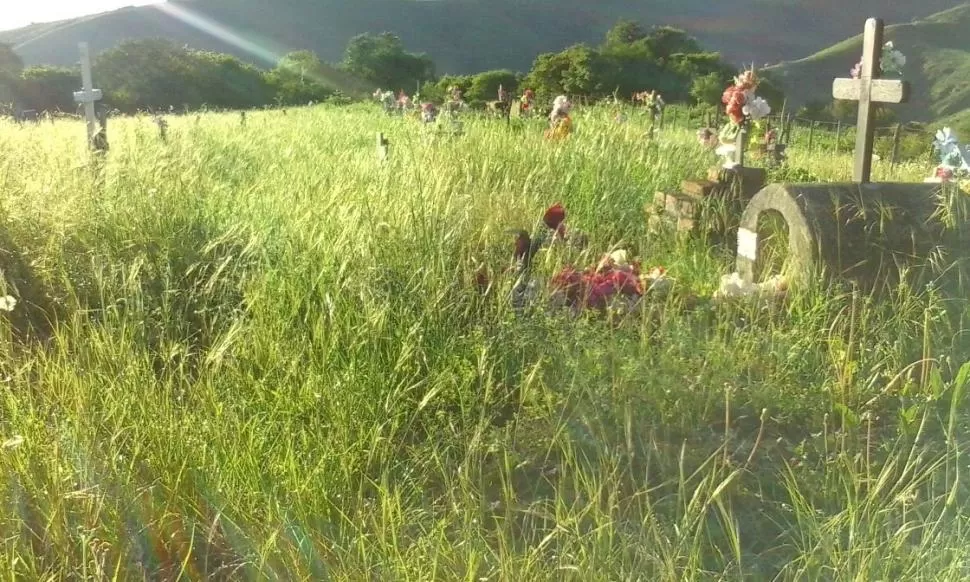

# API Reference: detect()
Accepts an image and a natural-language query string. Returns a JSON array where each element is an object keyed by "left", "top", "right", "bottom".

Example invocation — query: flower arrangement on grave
[
  {"left": 546, "top": 96, "right": 573, "bottom": 140},
  {"left": 926, "top": 127, "right": 970, "bottom": 184},
  {"left": 420, "top": 102, "right": 438, "bottom": 124},
  {"left": 634, "top": 90, "right": 665, "bottom": 120},
  {"left": 492, "top": 203, "right": 671, "bottom": 316},
  {"left": 697, "top": 128, "right": 718, "bottom": 149},
  {"left": 438, "top": 86, "right": 467, "bottom": 133},
  {"left": 373, "top": 89, "right": 397, "bottom": 114},
  {"left": 396, "top": 90, "right": 412, "bottom": 111},
  {"left": 716, "top": 69, "right": 772, "bottom": 168},
  {"left": 548, "top": 252, "right": 669, "bottom": 315},
  {"left": 851, "top": 41, "right": 906, "bottom": 79},
  {"left": 520, "top": 89, "right": 536, "bottom": 116}
]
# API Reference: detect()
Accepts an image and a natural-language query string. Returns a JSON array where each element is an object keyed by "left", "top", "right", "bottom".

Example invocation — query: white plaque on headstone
[{"left": 738, "top": 227, "right": 758, "bottom": 261}]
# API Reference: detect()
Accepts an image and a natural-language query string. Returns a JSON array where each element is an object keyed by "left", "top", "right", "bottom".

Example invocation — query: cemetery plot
[
  {"left": 734, "top": 182, "right": 959, "bottom": 289},
  {"left": 732, "top": 18, "right": 968, "bottom": 292}
]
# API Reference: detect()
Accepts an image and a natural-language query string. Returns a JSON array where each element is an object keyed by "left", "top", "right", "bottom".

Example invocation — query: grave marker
[
  {"left": 73, "top": 42, "right": 104, "bottom": 151},
  {"left": 831, "top": 18, "right": 910, "bottom": 182},
  {"left": 732, "top": 19, "right": 954, "bottom": 292},
  {"left": 376, "top": 132, "right": 389, "bottom": 161}
]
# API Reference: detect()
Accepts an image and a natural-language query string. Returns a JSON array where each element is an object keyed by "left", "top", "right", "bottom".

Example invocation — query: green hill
[
  {"left": 1, "top": 0, "right": 962, "bottom": 75},
  {"left": 768, "top": 3, "right": 970, "bottom": 131}
]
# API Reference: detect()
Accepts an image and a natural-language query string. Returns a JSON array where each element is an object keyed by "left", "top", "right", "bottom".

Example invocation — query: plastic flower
[
  {"left": 722, "top": 85, "right": 747, "bottom": 124},
  {"left": 742, "top": 96, "right": 771, "bottom": 120},
  {"left": 850, "top": 42, "right": 906, "bottom": 78},
  {"left": 932, "top": 127, "right": 970, "bottom": 175},
  {"left": 850, "top": 61, "right": 863, "bottom": 79},
  {"left": 934, "top": 127, "right": 959, "bottom": 155},
  {"left": 543, "top": 203, "right": 566, "bottom": 234},
  {"left": 733, "top": 69, "right": 759, "bottom": 91},
  {"left": 0, "top": 296, "right": 17, "bottom": 312},
  {"left": 882, "top": 42, "right": 906, "bottom": 75},
  {"left": 608, "top": 249, "right": 629, "bottom": 266},
  {"left": 697, "top": 128, "right": 716, "bottom": 147},
  {"left": 716, "top": 143, "right": 739, "bottom": 168}
]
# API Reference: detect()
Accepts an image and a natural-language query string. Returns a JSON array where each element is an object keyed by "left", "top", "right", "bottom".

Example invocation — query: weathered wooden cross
[
  {"left": 831, "top": 18, "right": 910, "bottom": 183},
  {"left": 73, "top": 42, "right": 104, "bottom": 150}
]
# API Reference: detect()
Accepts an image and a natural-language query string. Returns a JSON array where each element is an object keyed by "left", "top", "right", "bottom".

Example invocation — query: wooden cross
[
  {"left": 73, "top": 42, "right": 103, "bottom": 150},
  {"left": 831, "top": 18, "right": 909, "bottom": 183}
]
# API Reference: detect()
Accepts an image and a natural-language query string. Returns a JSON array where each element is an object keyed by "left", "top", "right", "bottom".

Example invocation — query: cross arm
[
  {"left": 73, "top": 89, "right": 103, "bottom": 103},
  {"left": 832, "top": 78, "right": 910, "bottom": 104}
]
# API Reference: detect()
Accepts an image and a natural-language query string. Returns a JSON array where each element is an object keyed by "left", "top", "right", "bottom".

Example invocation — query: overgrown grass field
[{"left": 0, "top": 104, "right": 968, "bottom": 580}]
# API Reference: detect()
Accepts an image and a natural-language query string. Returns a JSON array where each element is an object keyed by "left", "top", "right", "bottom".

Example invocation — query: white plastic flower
[
  {"left": 933, "top": 127, "right": 970, "bottom": 173},
  {"left": 742, "top": 96, "right": 771, "bottom": 120},
  {"left": 0, "top": 296, "right": 17, "bottom": 312},
  {"left": 881, "top": 42, "right": 906, "bottom": 75},
  {"left": 608, "top": 249, "right": 629, "bottom": 266},
  {"left": 715, "top": 143, "right": 739, "bottom": 168},
  {"left": 935, "top": 127, "right": 958, "bottom": 150}
]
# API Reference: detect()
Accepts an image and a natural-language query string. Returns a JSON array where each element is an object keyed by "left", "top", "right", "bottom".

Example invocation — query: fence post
[
  {"left": 808, "top": 121, "right": 816, "bottom": 152},
  {"left": 890, "top": 123, "right": 902, "bottom": 168},
  {"left": 835, "top": 121, "right": 842, "bottom": 155}
]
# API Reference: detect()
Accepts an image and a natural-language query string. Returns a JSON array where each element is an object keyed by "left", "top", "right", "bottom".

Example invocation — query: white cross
[{"left": 73, "top": 42, "right": 103, "bottom": 149}]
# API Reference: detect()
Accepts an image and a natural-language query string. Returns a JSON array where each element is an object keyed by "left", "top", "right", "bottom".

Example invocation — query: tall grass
[{"left": 0, "top": 104, "right": 967, "bottom": 580}]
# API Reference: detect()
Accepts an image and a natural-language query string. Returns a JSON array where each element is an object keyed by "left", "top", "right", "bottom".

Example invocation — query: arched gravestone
[
  {"left": 733, "top": 18, "right": 968, "bottom": 291},
  {"left": 735, "top": 182, "right": 955, "bottom": 290}
]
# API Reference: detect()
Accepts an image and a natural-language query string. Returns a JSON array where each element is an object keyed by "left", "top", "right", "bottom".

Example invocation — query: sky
[{"left": 0, "top": 1, "right": 158, "bottom": 31}]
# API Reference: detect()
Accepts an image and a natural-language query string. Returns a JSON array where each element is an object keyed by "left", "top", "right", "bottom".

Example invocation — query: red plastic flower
[
  {"left": 543, "top": 203, "right": 567, "bottom": 234},
  {"left": 936, "top": 167, "right": 954, "bottom": 181},
  {"left": 550, "top": 258, "right": 644, "bottom": 312},
  {"left": 551, "top": 265, "right": 583, "bottom": 302},
  {"left": 722, "top": 86, "right": 747, "bottom": 125}
]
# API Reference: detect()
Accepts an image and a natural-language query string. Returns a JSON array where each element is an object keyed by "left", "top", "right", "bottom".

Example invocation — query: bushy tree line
[
  {"left": 0, "top": 33, "right": 432, "bottom": 114},
  {"left": 1, "top": 20, "right": 790, "bottom": 115}
]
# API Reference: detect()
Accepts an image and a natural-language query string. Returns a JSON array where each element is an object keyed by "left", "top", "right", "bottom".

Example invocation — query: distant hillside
[
  {"left": 1, "top": 0, "right": 962, "bottom": 75},
  {"left": 768, "top": 4, "right": 970, "bottom": 128}
]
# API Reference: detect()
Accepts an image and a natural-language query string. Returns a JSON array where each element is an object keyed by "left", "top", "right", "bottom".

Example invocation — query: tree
[
  {"left": 267, "top": 50, "right": 334, "bottom": 105},
  {"left": 690, "top": 73, "right": 724, "bottom": 107},
  {"left": 525, "top": 45, "right": 605, "bottom": 101},
  {"left": 604, "top": 20, "right": 649, "bottom": 47},
  {"left": 18, "top": 66, "right": 79, "bottom": 112},
  {"left": 424, "top": 74, "right": 472, "bottom": 102},
  {"left": 644, "top": 27, "right": 702, "bottom": 60},
  {"left": 95, "top": 39, "right": 206, "bottom": 110},
  {"left": 466, "top": 70, "right": 519, "bottom": 103},
  {"left": 193, "top": 50, "right": 275, "bottom": 109},
  {"left": 0, "top": 43, "right": 23, "bottom": 106},
  {"left": 94, "top": 39, "right": 274, "bottom": 112},
  {"left": 341, "top": 33, "right": 435, "bottom": 92}
]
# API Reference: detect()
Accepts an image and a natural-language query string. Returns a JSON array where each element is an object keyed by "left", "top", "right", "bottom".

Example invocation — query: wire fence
[{"left": 654, "top": 105, "right": 937, "bottom": 165}]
